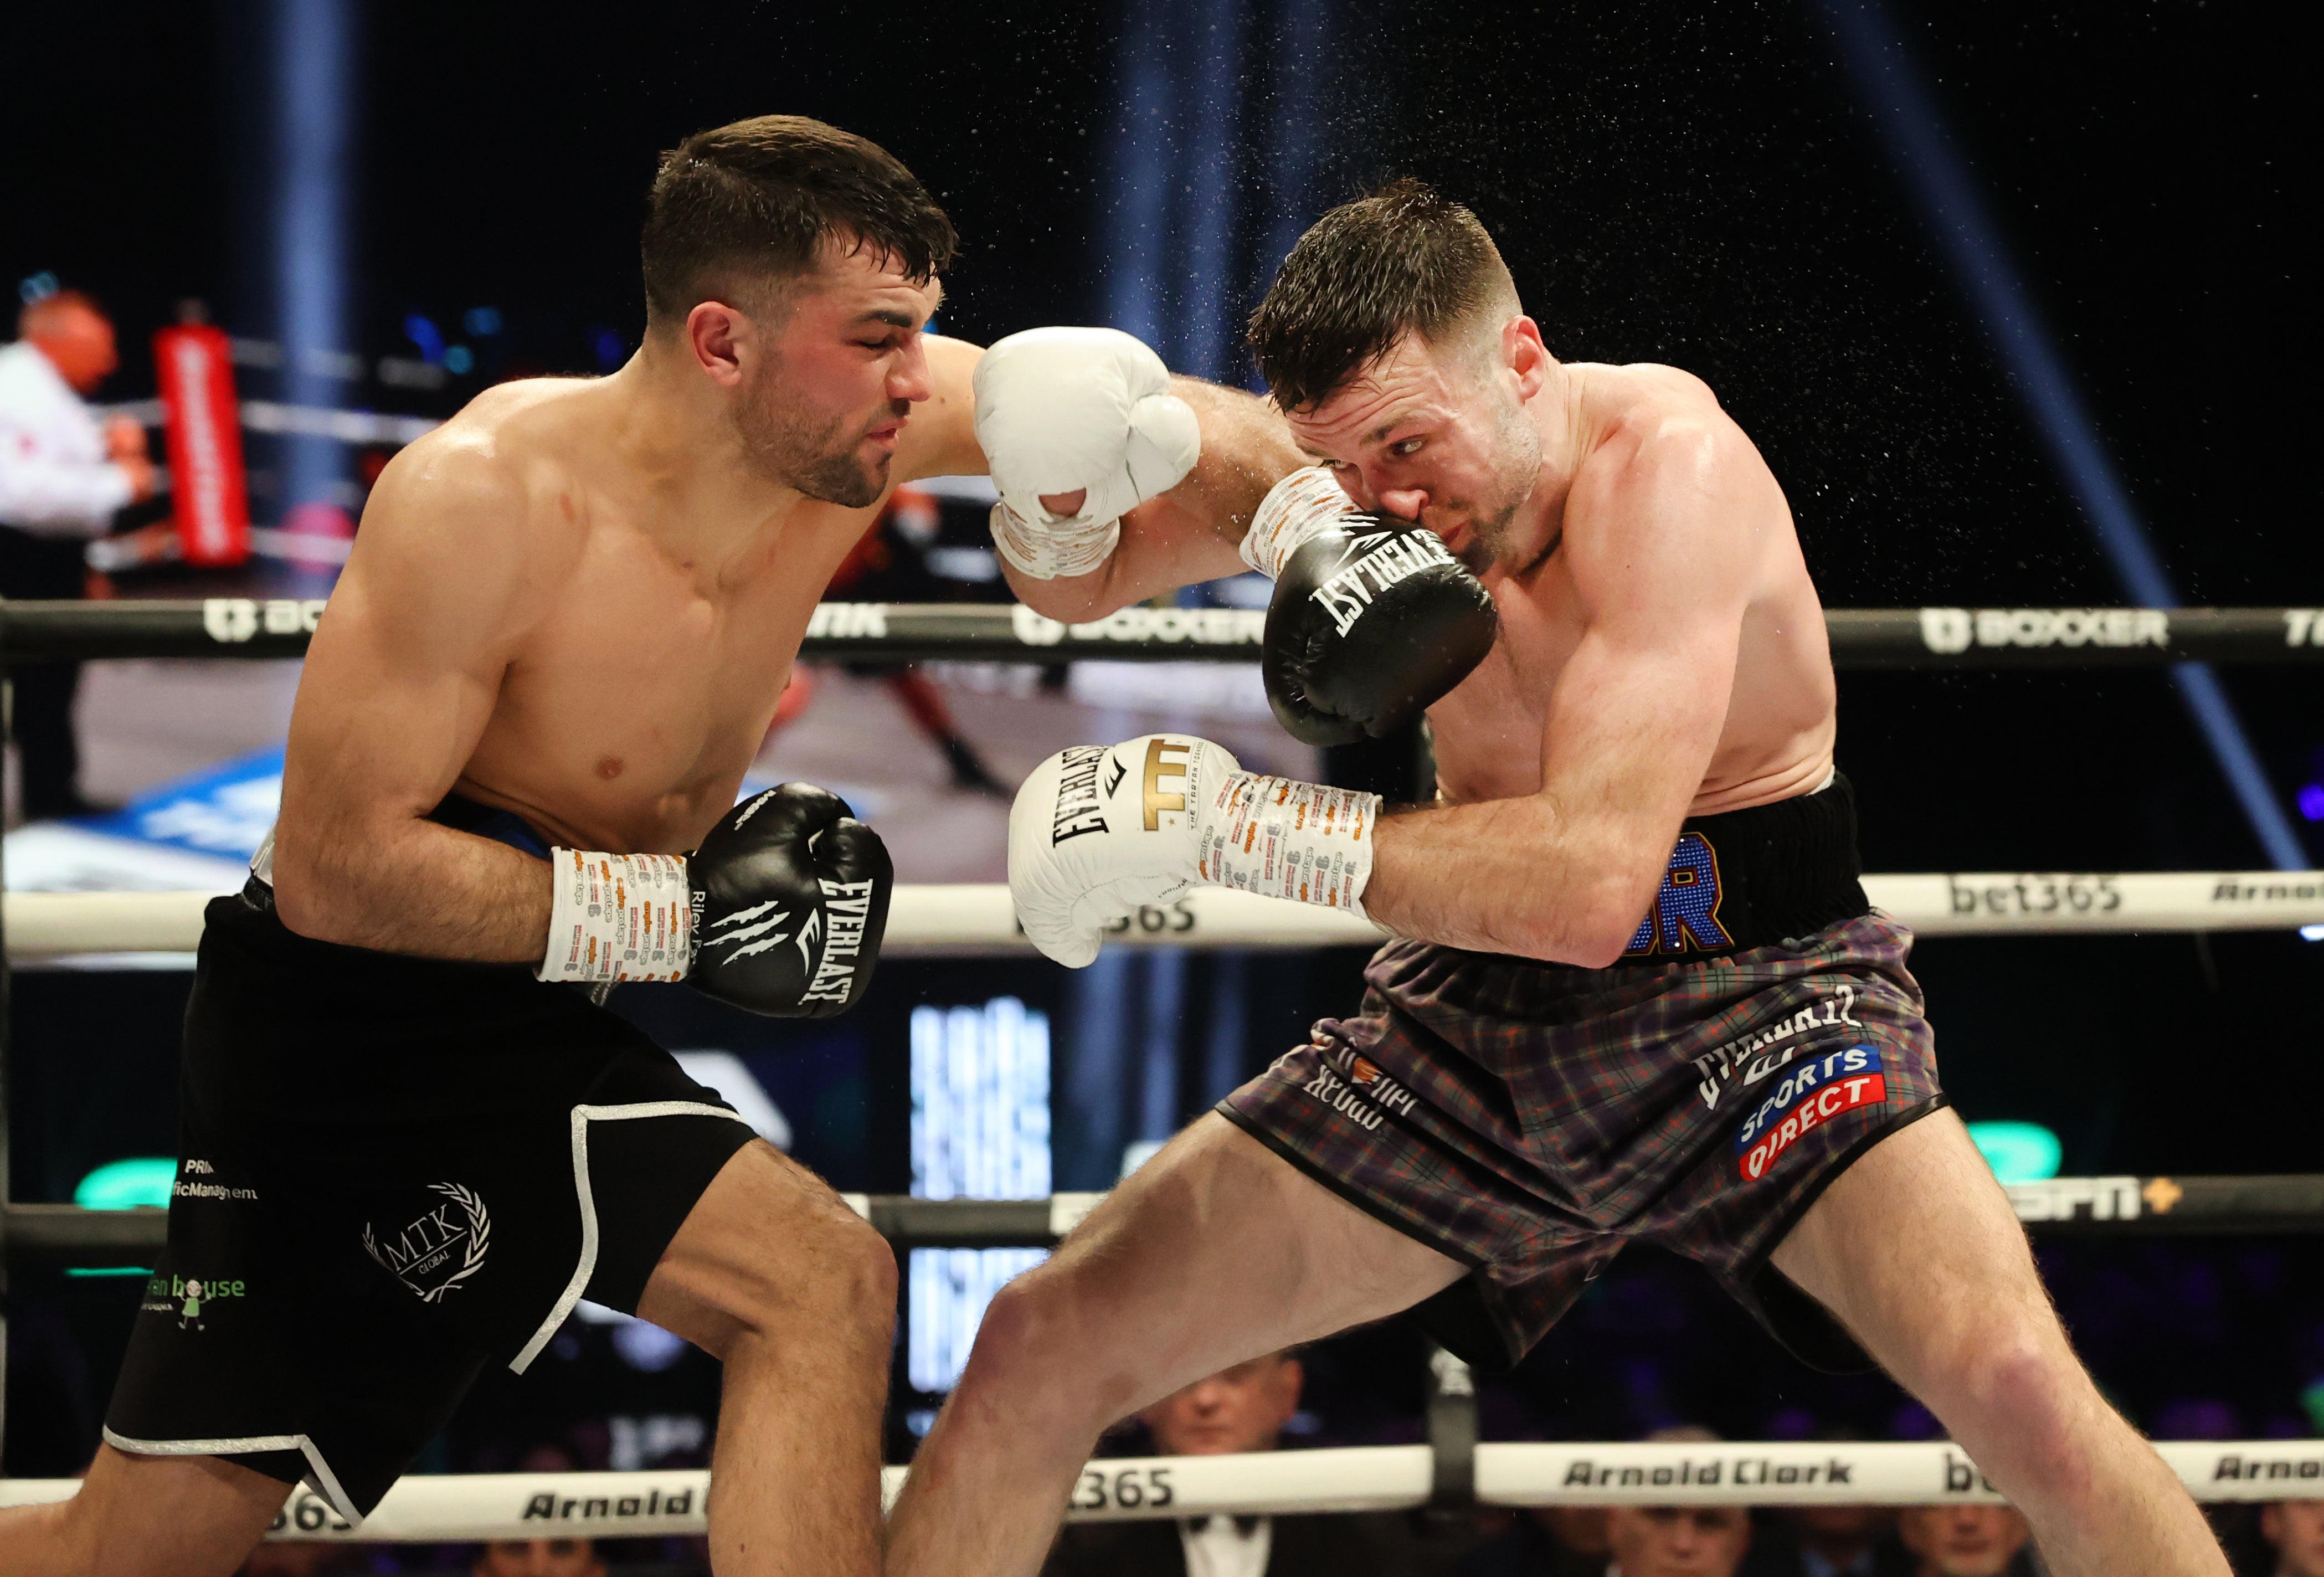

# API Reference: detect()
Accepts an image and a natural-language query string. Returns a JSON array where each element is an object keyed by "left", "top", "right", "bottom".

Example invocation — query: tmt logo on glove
[{"left": 1010, "top": 733, "right": 1381, "bottom": 969}]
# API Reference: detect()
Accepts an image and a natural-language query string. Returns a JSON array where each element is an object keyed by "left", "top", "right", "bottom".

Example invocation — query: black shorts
[
  {"left": 101, "top": 894, "right": 757, "bottom": 1519},
  {"left": 1218, "top": 913, "right": 1945, "bottom": 1374}
]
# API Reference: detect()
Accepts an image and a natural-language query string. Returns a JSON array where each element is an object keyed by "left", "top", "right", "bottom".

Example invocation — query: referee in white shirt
[{"left": 0, "top": 287, "right": 154, "bottom": 818}]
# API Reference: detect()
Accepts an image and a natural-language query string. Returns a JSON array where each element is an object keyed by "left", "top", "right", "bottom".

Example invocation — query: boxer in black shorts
[
  {"left": 0, "top": 116, "right": 1306, "bottom": 1577},
  {"left": 888, "top": 183, "right": 2227, "bottom": 1576}
]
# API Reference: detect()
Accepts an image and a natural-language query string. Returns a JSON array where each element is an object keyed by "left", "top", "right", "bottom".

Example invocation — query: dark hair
[
  {"left": 1247, "top": 178, "right": 1512, "bottom": 412},
  {"left": 641, "top": 115, "right": 957, "bottom": 327}
]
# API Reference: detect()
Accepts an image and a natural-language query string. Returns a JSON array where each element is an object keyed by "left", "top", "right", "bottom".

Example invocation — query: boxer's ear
[{"left": 685, "top": 300, "right": 752, "bottom": 388}]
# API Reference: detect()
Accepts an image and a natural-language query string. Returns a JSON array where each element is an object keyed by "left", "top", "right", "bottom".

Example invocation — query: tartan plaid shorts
[{"left": 1217, "top": 911, "right": 1944, "bottom": 1372}]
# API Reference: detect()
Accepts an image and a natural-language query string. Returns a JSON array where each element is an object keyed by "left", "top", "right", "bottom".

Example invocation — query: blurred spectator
[
  {"left": 1605, "top": 1504, "right": 1752, "bottom": 1577},
  {"left": 237, "top": 1543, "right": 368, "bottom": 1576},
  {"left": 1449, "top": 1504, "right": 1609, "bottom": 1576},
  {"left": 1040, "top": 1349, "right": 1417, "bottom": 1576},
  {"left": 1892, "top": 1506, "right": 2035, "bottom": 1577},
  {"left": 1746, "top": 1503, "right": 1910, "bottom": 1577},
  {"left": 0, "top": 286, "right": 150, "bottom": 818},
  {"left": 2261, "top": 1500, "right": 2324, "bottom": 1577},
  {"left": 1602, "top": 1430, "right": 1753, "bottom": 1577},
  {"left": 472, "top": 1538, "right": 606, "bottom": 1577}
]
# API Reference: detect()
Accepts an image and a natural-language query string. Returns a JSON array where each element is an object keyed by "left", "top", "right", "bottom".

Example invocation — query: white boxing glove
[
  {"left": 974, "top": 327, "right": 1201, "bottom": 580},
  {"left": 1238, "top": 464, "right": 1367, "bottom": 577},
  {"left": 1009, "top": 733, "right": 1380, "bottom": 968}
]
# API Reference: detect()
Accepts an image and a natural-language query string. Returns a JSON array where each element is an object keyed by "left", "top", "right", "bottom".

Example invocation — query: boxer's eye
[{"left": 1388, "top": 438, "right": 1425, "bottom": 459}]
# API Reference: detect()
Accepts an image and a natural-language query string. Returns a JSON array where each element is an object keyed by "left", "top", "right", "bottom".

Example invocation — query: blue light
[
  {"left": 74, "top": 1158, "right": 177, "bottom": 1210},
  {"left": 1966, "top": 1121, "right": 2063, "bottom": 1184},
  {"left": 273, "top": 0, "right": 356, "bottom": 516},
  {"left": 2301, "top": 924, "right": 2324, "bottom": 943},
  {"left": 1816, "top": 0, "right": 2307, "bottom": 873},
  {"left": 588, "top": 327, "right": 626, "bottom": 372},
  {"left": 443, "top": 345, "right": 474, "bottom": 375},
  {"left": 461, "top": 306, "right": 503, "bottom": 337},
  {"left": 17, "top": 271, "right": 58, "bottom": 305},
  {"left": 909, "top": 998, "right": 1051, "bottom": 1393},
  {"left": 2298, "top": 784, "right": 2324, "bottom": 823},
  {"left": 403, "top": 314, "right": 445, "bottom": 364}
]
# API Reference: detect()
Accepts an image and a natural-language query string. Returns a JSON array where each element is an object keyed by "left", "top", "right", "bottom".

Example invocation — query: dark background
[{"left": 4, "top": 0, "right": 2318, "bottom": 1491}]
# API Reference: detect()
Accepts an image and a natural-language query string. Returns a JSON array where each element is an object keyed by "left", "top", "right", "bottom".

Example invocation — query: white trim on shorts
[
  {"left": 508, "top": 1100, "right": 753, "bottom": 1375},
  {"left": 102, "top": 1425, "right": 359, "bottom": 1524}
]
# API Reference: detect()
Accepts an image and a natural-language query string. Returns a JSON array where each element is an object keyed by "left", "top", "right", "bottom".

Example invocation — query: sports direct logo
[{"left": 1734, "top": 1045, "right": 1886, "bottom": 1180}]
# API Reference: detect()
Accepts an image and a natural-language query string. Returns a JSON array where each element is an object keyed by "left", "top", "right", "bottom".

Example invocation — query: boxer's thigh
[
  {"left": 975, "top": 1113, "right": 1464, "bottom": 1421},
  {"left": 1767, "top": 1106, "right": 2075, "bottom": 1394}
]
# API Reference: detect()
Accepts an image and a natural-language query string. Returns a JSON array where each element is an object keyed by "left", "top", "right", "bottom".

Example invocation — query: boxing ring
[{"left": 1, "top": 597, "right": 2320, "bottom": 1538}]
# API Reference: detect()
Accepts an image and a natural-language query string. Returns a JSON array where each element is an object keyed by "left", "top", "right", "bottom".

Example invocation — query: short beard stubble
[{"left": 732, "top": 358, "right": 898, "bottom": 508}]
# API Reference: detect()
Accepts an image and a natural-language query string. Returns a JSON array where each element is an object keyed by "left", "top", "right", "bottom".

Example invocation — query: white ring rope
[
  {"left": 6, "top": 871, "right": 2321, "bottom": 958},
  {"left": 1, "top": 1438, "right": 2315, "bottom": 1539}
]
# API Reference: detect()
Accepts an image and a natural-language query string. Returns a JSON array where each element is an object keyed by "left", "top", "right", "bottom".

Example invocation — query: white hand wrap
[
  {"left": 1009, "top": 733, "right": 1379, "bottom": 968},
  {"left": 974, "top": 327, "right": 1200, "bottom": 580},
  {"left": 538, "top": 849, "right": 695, "bottom": 984},
  {"left": 1239, "top": 465, "right": 1365, "bottom": 578},
  {"left": 986, "top": 500, "right": 1119, "bottom": 582},
  {"left": 1196, "top": 770, "right": 1377, "bottom": 912}
]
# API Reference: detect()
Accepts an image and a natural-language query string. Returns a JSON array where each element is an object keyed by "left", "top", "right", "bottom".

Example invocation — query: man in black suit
[{"left": 1040, "top": 1350, "right": 1419, "bottom": 1577}]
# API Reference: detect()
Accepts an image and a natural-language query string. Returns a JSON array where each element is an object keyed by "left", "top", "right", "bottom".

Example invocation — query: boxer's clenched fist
[
  {"left": 1241, "top": 467, "right": 1498, "bottom": 746},
  {"left": 538, "top": 783, "right": 892, "bottom": 1018},
  {"left": 974, "top": 327, "right": 1200, "bottom": 580},
  {"left": 1010, "top": 733, "right": 1379, "bottom": 968},
  {"left": 688, "top": 783, "right": 893, "bottom": 1017}
]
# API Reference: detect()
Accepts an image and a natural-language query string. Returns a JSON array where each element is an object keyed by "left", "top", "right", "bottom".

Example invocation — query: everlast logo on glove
[
  {"left": 1050, "top": 746, "right": 1112, "bottom": 843},
  {"left": 1308, "top": 527, "right": 1463, "bottom": 637},
  {"left": 800, "top": 878, "right": 879, "bottom": 1004}
]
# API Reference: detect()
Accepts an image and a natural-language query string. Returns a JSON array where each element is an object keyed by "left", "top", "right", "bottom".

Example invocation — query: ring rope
[
  {"left": 13, "top": 1172, "right": 2323, "bottom": 1269},
  {"left": 2, "top": 599, "right": 2321, "bottom": 667},
  {"left": 2, "top": 1437, "right": 2316, "bottom": 1539},
  {"left": 7, "top": 872, "right": 2320, "bottom": 960}
]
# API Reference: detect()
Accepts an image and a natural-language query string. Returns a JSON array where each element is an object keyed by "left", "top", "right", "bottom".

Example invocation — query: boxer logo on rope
[
  {"left": 0, "top": 115, "right": 1304, "bottom": 1577},
  {"left": 886, "top": 181, "right": 2231, "bottom": 1576}
]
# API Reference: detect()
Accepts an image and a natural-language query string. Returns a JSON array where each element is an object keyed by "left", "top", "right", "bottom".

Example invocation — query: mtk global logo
[{"left": 364, "top": 1182, "right": 492, "bottom": 1302}]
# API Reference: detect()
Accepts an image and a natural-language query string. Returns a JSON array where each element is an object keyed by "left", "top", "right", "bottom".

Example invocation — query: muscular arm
[
  {"left": 270, "top": 440, "right": 558, "bottom": 960},
  {"left": 1364, "top": 417, "right": 1761, "bottom": 966},
  {"left": 998, "top": 376, "right": 1302, "bottom": 619}
]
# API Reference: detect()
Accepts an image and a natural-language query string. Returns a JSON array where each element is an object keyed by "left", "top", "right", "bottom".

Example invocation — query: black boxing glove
[
  {"left": 535, "top": 782, "right": 891, "bottom": 1018},
  {"left": 688, "top": 783, "right": 893, "bottom": 1016},
  {"left": 1241, "top": 469, "right": 1497, "bottom": 746}
]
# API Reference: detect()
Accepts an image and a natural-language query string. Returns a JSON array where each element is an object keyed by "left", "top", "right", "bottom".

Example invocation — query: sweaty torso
[
  {"left": 1426, "top": 362, "right": 1837, "bottom": 816},
  {"left": 388, "top": 379, "right": 888, "bottom": 854}
]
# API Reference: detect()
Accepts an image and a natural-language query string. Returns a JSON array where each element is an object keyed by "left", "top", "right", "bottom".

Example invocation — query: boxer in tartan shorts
[{"left": 887, "top": 183, "right": 2227, "bottom": 1577}]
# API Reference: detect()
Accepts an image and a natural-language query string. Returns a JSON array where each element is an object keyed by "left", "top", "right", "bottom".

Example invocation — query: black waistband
[{"left": 1612, "top": 772, "right": 1870, "bottom": 965}]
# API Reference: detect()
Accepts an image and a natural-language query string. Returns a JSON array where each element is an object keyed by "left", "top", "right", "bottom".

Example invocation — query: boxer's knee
[
  {"left": 643, "top": 1150, "right": 894, "bottom": 1362},
  {"left": 958, "top": 1262, "right": 1133, "bottom": 1435},
  {"left": 1921, "top": 1309, "right": 2101, "bottom": 1503}
]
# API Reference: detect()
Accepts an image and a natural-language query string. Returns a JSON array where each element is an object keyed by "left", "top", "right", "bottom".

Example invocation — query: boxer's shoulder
[
  {"left": 358, "top": 380, "right": 603, "bottom": 566},
  {"left": 1562, "top": 363, "right": 1775, "bottom": 540}
]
